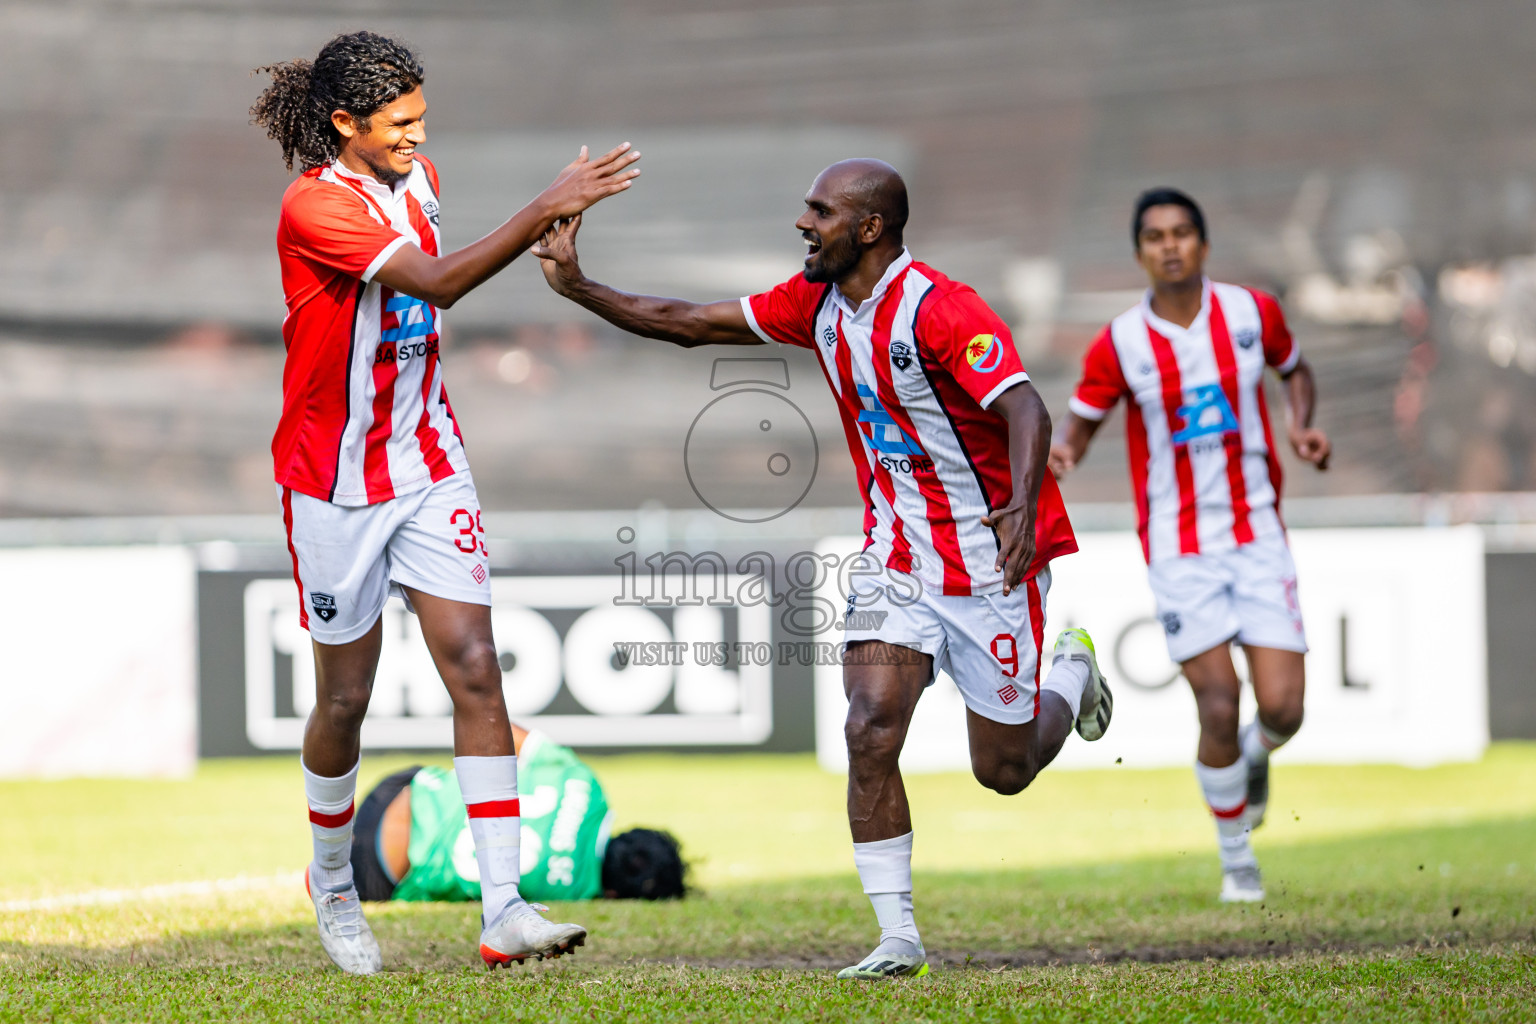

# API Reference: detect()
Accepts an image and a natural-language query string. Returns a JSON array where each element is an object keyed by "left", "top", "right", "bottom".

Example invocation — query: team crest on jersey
[
  {"left": 1171, "top": 384, "right": 1240, "bottom": 445},
  {"left": 821, "top": 325, "right": 837, "bottom": 347},
  {"left": 421, "top": 199, "right": 440, "bottom": 226},
  {"left": 965, "top": 334, "right": 1003, "bottom": 373},
  {"left": 890, "top": 340, "right": 914, "bottom": 371},
  {"left": 1161, "top": 611, "right": 1182, "bottom": 635},
  {"left": 311, "top": 592, "right": 338, "bottom": 623},
  {"left": 1233, "top": 327, "right": 1259, "bottom": 350}
]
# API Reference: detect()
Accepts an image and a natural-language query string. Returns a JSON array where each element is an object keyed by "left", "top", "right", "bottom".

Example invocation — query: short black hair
[
  {"left": 1132, "top": 187, "right": 1207, "bottom": 250},
  {"left": 601, "top": 828, "right": 688, "bottom": 900}
]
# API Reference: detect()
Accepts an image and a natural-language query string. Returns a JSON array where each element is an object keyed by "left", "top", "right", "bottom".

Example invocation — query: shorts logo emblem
[
  {"left": 1161, "top": 611, "right": 1182, "bottom": 635},
  {"left": 471, "top": 564, "right": 487, "bottom": 585},
  {"left": 997, "top": 683, "right": 1020, "bottom": 705},
  {"left": 311, "top": 592, "right": 338, "bottom": 623},
  {"left": 890, "top": 340, "right": 913, "bottom": 371}
]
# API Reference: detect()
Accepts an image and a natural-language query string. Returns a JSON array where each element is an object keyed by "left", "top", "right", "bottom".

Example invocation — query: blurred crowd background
[{"left": 3, "top": 0, "right": 1536, "bottom": 517}]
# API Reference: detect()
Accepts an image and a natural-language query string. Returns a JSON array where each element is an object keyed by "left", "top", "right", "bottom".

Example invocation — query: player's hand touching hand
[
  {"left": 538, "top": 142, "right": 641, "bottom": 221},
  {"left": 981, "top": 502, "right": 1036, "bottom": 595},
  {"left": 1289, "top": 426, "right": 1332, "bottom": 470},
  {"left": 1047, "top": 441, "right": 1077, "bottom": 478},
  {"left": 532, "top": 215, "right": 585, "bottom": 296}
]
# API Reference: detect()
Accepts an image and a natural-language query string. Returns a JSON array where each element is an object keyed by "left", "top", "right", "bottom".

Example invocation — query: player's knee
[
  {"left": 318, "top": 683, "right": 371, "bottom": 731},
  {"left": 1195, "top": 688, "right": 1241, "bottom": 738},
  {"left": 1263, "top": 703, "right": 1304, "bottom": 738},
  {"left": 844, "top": 703, "right": 904, "bottom": 769},
  {"left": 972, "top": 756, "right": 1036, "bottom": 796},
  {"left": 447, "top": 641, "right": 505, "bottom": 708}
]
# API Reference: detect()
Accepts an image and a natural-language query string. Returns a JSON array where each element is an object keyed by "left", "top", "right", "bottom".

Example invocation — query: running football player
[
  {"left": 532, "top": 159, "right": 1114, "bottom": 979},
  {"left": 250, "top": 31, "right": 640, "bottom": 974},
  {"left": 1049, "top": 188, "right": 1331, "bottom": 903},
  {"left": 350, "top": 725, "right": 687, "bottom": 905}
]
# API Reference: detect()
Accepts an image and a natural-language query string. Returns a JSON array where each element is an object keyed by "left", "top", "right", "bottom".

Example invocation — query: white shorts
[
  {"left": 842, "top": 567, "right": 1052, "bottom": 726},
  {"left": 1146, "top": 532, "right": 1308, "bottom": 664},
  {"left": 280, "top": 472, "right": 492, "bottom": 645}
]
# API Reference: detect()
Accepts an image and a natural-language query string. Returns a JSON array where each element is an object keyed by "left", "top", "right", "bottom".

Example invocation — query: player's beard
[
  {"left": 356, "top": 142, "right": 409, "bottom": 187},
  {"left": 803, "top": 224, "right": 862, "bottom": 284}
]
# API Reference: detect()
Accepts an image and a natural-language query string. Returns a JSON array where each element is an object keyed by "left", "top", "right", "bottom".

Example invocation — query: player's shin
[
  {"left": 1194, "top": 759, "right": 1256, "bottom": 868},
  {"left": 304, "top": 758, "right": 360, "bottom": 891},
  {"left": 852, "top": 832, "right": 920, "bottom": 947},
  {"left": 455, "top": 755, "right": 523, "bottom": 924}
]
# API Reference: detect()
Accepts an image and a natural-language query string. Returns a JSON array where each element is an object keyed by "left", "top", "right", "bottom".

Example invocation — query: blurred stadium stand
[{"left": 2, "top": 0, "right": 1536, "bottom": 515}]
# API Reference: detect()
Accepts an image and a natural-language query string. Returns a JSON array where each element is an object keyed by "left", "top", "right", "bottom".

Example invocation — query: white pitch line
[{"left": 0, "top": 871, "right": 304, "bottom": 913}]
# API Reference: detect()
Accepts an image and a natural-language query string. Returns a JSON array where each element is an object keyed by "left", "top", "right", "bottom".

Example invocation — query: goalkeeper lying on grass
[{"left": 351, "top": 725, "right": 687, "bottom": 904}]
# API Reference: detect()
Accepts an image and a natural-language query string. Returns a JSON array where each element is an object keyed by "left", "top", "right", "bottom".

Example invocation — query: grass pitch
[{"left": 3, "top": 747, "right": 1535, "bottom": 1021}]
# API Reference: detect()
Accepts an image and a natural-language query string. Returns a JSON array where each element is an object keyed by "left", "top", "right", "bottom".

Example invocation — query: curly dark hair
[
  {"left": 601, "top": 828, "right": 689, "bottom": 900},
  {"left": 251, "top": 31, "right": 425, "bottom": 172}
]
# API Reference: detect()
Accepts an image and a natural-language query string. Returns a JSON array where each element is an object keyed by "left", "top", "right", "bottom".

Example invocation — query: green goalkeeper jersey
[{"left": 390, "top": 732, "right": 613, "bottom": 903}]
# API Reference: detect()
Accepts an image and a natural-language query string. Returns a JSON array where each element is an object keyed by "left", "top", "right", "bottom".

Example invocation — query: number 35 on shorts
[{"left": 450, "top": 508, "right": 488, "bottom": 558}]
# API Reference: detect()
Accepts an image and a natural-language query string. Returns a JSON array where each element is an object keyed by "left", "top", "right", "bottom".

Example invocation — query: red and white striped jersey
[
  {"left": 274, "top": 156, "right": 467, "bottom": 506},
  {"left": 1068, "top": 278, "right": 1301, "bottom": 565},
  {"left": 743, "top": 250, "right": 1077, "bottom": 596}
]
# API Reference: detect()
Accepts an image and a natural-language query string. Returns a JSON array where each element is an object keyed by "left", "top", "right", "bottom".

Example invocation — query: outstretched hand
[
  {"left": 981, "top": 502, "right": 1036, "bottom": 595},
  {"left": 1289, "top": 426, "right": 1332, "bottom": 470},
  {"left": 1047, "top": 441, "right": 1077, "bottom": 478},
  {"left": 532, "top": 214, "right": 584, "bottom": 295},
  {"left": 538, "top": 142, "right": 641, "bottom": 221}
]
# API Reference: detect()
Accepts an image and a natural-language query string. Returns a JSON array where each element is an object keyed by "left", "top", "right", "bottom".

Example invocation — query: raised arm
[
  {"left": 981, "top": 381, "right": 1053, "bottom": 595},
  {"left": 373, "top": 143, "right": 642, "bottom": 309},
  {"left": 1281, "top": 358, "right": 1331, "bottom": 470},
  {"left": 531, "top": 215, "right": 763, "bottom": 348}
]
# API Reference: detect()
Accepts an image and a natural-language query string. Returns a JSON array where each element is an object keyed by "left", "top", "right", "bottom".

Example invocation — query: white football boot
[
  {"left": 1052, "top": 628, "right": 1113, "bottom": 741},
  {"left": 836, "top": 937, "right": 930, "bottom": 980},
  {"left": 1219, "top": 864, "right": 1265, "bottom": 903},
  {"left": 479, "top": 899, "right": 587, "bottom": 968},
  {"left": 306, "top": 865, "right": 383, "bottom": 975}
]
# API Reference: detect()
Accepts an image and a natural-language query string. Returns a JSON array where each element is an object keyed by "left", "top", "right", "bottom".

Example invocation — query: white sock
[
  {"left": 852, "top": 831, "right": 920, "bottom": 948},
  {"left": 1194, "top": 759, "right": 1256, "bottom": 870},
  {"left": 1241, "top": 720, "right": 1292, "bottom": 767},
  {"left": 302, "top": 758, "right": 359, "bottom": 892},
  {"left": 455, "top": 755, "right": 522, "bottom": 925},
  {"left": 1041, "top": 656, "right": 1089, "bottom": 717}
]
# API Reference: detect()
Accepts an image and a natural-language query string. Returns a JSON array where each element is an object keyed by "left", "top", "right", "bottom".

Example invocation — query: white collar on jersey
[
  {"left": 328, "top": 159, "right": 413, "bottom": 202},
  {"left": 1140, "top": 275, "right": 1212, "bottom": 336},
  {"left": 831, "top": 247, "right": 914, "bottom": 318}
]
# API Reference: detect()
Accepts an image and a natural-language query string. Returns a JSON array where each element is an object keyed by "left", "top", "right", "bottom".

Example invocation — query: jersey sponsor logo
[
  {"left": 1234, "top": 326, "right": 1259, "bottom": 349},
  {"left": 965, "top": 333, "right": 1003, "bottom": 373},
  {"left": 1171, "top": 384, "right": 1240, "bottom": 445},
  {"left": 311, "top": 592, "right": 338, "bottom": 623},
  {"left": 855, "top": 385, "right": 927, "bottom": 458},
  {"left": 890, "top": 340, "right": 914, "bottom": 371},
  {"left": 374, "top": 337, "right": 441, "bottom": 365}
]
